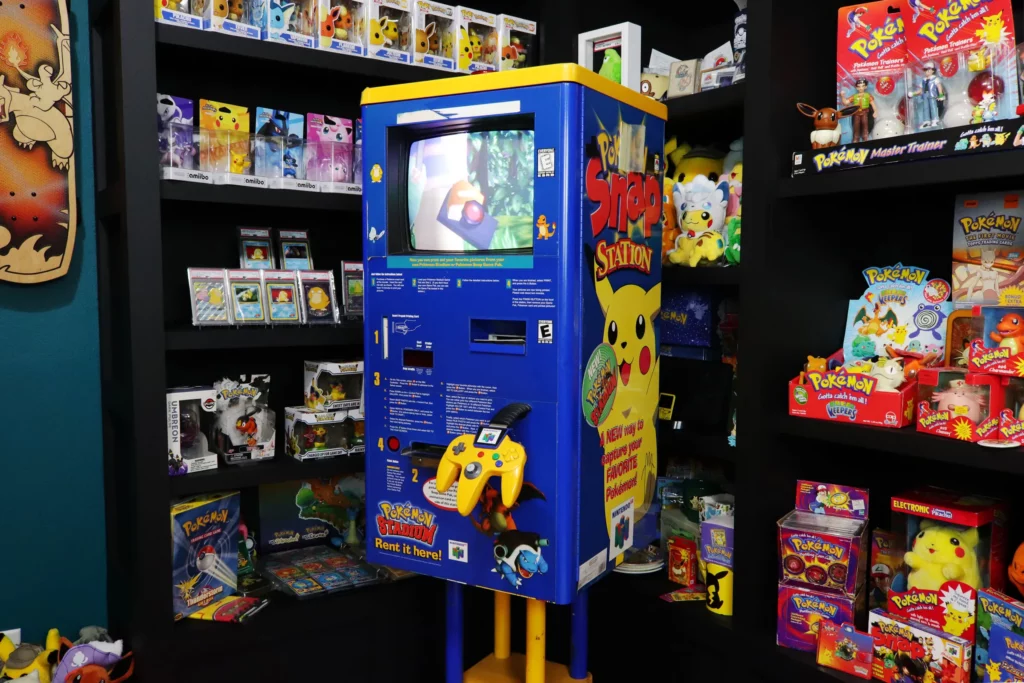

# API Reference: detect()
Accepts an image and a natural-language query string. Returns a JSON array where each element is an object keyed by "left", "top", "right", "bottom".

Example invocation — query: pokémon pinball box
[{"left": 361, "top": 65, "right": 666, "bottom": 603}]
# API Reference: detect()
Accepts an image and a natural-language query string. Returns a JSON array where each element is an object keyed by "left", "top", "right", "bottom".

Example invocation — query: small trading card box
[
  {"left": 777, "top": 583, "right": 865, "bottom": 652},
  {"left": 978, "top": 588, "right": 1024, "bottom": 682},
  {"left": 285, "top": 407, "right": 355, "bottom": 460},
  {"left": 868, "top": 609, "right": 972, "bottom": 683},
  {"left": 304, "top": 360, "right": 364, "bottom": 411},
  {"left": 888, "top": 488, "right": 1008, "bottom": 642},
  {"left": 816, "top": 621, "right": 873, "bottom": 680},
  {"left": 951, "top": 191, "right": 1024, "bottom": 306},
  {"left": 167, "top": 387, "right": 219, "bottom": 476},
  {"left": 778, "top": 481, "right": 869, "bottom": 598},
  {"left": 171, "top": 491, "right": 240, "bottom": 620}
]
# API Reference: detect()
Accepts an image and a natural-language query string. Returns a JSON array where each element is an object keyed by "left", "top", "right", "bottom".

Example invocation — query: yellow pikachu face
[
  {"left": 458, "top": 27, "right": 472, "bottom": 70},
  {"left": 369, "top": 18, "right": 386, "bottom": 45},
  {"left": 594, "top": 265, "right": 661, "bottom": 395}
]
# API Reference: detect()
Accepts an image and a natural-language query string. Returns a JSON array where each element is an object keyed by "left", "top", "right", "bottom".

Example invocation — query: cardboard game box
[{"left": 171, "top": 491, "right": 240, "bottom": 620}]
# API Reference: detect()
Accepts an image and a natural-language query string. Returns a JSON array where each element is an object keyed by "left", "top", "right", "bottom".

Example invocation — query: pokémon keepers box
[
  {"left": 361, "top": 66, "right": 666, "bottom": 604},
  {"left": 888, "top": 488, "right": 1008, "bottom": 643}
]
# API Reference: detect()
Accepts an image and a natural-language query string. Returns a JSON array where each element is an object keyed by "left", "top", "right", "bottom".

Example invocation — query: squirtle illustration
[{"left": 909, "top": 303, "right": 948, "bottom": 341}]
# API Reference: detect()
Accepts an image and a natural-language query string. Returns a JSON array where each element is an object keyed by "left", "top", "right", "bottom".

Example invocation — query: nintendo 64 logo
[{"left": 448, "top": 540, "right": 468, "bottom": 562}]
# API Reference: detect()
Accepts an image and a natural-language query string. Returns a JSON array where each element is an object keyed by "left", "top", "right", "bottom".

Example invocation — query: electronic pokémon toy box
[
  {"left": 361, "top": 65, "right": 666, "bottom": 604},
  {"left": 888, "top": 488, "right": 1008, "bottom": 643}
]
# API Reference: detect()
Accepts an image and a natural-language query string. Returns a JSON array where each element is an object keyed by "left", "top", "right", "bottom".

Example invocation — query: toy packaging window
[
  {"left": 226, "top": 269, "right": 267, "bottom": 324},
  {"left": 455, "top": 6, "right": 496, "bottom": 73},
  {"left": 171, "top": 491, "right": 240, "bottom": 620},
  {"left": 238, "top": 227, "right": 275, "bottom": 269},
  {"left": 263, "top": 270, "right": 301, "bottom": 324},
  {"left": 188, "top": 268, "right": 231, "bottom": 326},
  {"left": 902, "top": 0, "right": 1019, "bottom": 133},
  {"left": 212, "top": 374, "right": 276, "bottom": 464},
  {"left": 255, "top": 108, "right": 305, "bottom": 188},
  {"left": 158, "top": 94, "right": 200, "bottom": 180},
  {"left": 366, "top": 0, "right": 412, "bottom": 64},
  {"left": 204, "top": 0, "right": 266, "bottom": 39},
  {"left": 835, "top": 2, "right": 908, "bottom": 145},
  {"left": 915, "top": 366, "right": 1007, "bottom": 442},
  {"left": 341, "top": 261, "right": 364, "bottom": 316},
  {"left": 395, "top": 120, "right": 535, "bottom": 254},
  {"left": 167, "top": 387, "right": 219, "bottom": 476},
  {"left": 951, "top": 191, "right": 1024, "bottom": 306},
  {"left": 414, "top": 1, "right": 456, "bottom": 71},
  {"left": 285, "top": 407, "right": 358, "bottom": 460},
  {"left": 199, "top": 99, "right": 253, "bottom": 184},
  {"left": 888, "top": 488, "right": 1008, "bottom": 642},
  {"left": 304, "top": 360, "right": 363, "bottom": 411},
  {"left": 307, "top": 114, "right": 357, "bottom": 190},
  {"left": 298, "top": 271, "right": 340, "bottom": 324},
  {"left": 966, "top": 305, "right": 1024, "bottom": 377},
  {"left": 497, "top": 14, "right": 535, "bottom": 71},
  {"left": 277, "top": 228, "right": 313, "bottom": 270},
  {"left": 266, "top": 0, "right": 318, "bottom": 47},
  {"left": 155, "top": 0, "right": 204, "bottom": 30},
  {"left": 318, "top": 0, "right": 366, "bottom": 56}
]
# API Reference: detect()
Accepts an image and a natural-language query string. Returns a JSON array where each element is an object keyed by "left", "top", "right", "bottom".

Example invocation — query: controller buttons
[
  {"left": 496, "top": 461, "right": 503, "bottom": 468},
  {"left": 453, "top": 442, "right": 466, "bottom": 455},
  {"left": 465, "top": 462, "right": 482, "bottom": 479},
  {"left": 477, "top": 451, "right": 485, "bottom": 458}
]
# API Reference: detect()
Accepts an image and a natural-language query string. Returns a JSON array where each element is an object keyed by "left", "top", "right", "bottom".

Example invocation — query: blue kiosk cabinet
[{"left": 362, "top": 65, "right": 666, "bottom": 681}]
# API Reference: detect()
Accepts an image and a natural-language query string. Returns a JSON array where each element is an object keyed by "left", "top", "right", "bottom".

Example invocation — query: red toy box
[
  {"left": 888, "top": 488, "right": 1008, "bottom": 643},
  {"left": 667, "top": 535, "right": 697, "bottom": 587},
  {"left": 969, "top": 306, "right": 1024, "bottom": 376},
  {"left": 789, "top": 350, "right": 916, "bottom": 428},
  {"left": 869, "top": 608, "right": 972, "bottom": 683},
  {"left": 916, "top": 367, "right": 1010, "bottom": 443},
  {"left": 817, "top": 620, "right": 873, "bottom": 680}
]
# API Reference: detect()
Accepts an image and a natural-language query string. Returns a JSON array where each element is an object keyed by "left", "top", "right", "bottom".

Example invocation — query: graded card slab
[
  {"left": 342, "top": 261, "right": 364, "bottom": 316},
  {"left": 299, "top": 271, "right": 340, "bottom": 325},
  {"left": 187, "top": 268, "right": 230, "bottom": 326},
  {"left": 238, "top": 227, "right": 275, "bottom": 269},
  {"left": 227, "top": 269, "right": 267, "bottom": 324},
  {"left": 263, "top": 270, "right": 301, "bottom": 324},
  {"left": 278, "top": 229, "right": 314, "bottom": 270}
]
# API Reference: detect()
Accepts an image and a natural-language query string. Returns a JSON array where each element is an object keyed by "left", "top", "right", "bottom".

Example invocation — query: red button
[
  {"left": 387, "top": 437, "right": 400, "bottom": 451},
  {"left": 477, "top": 451, "right": 485, "bottom": 458}
]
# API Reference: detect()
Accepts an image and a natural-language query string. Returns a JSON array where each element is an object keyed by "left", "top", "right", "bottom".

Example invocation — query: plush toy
[
  {"left": 723, "top": 137, "right": 743, "bottom": 181},
  {"left": 55, "top": 640, "right": 134, "bottom": 683},
  {"left": 54, "top": 637, "right": 127, "bottom": 683},
  {"left": 0, "top": 629, "right": 60, "bottom": 683},
  {"left": 672, "top": 146, "right": 725, "bottom": 185},
  {"left": 869, "top": 358, "right": 905, "bottom": 393},
  {"left": 598, "top": 48, "right": 621, "bottom": 84},
  {"left": 905, "top": 521, "right": 981, "bottom": 592},
  {"left": 661, "top": 178, "right": 679, "bottom": 265}
]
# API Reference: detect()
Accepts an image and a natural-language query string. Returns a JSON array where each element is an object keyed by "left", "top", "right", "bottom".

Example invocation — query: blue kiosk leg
[
  {"left": 569, "top": 589, "right": 589, "bottom": 679},
  {"left": 446, "top": 581, "right": 464, "bottom": 683}
]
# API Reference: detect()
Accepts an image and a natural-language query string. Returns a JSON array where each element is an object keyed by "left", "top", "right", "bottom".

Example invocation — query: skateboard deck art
[{"left": 0, "top": 0, "right": 76, "bottom": 284}]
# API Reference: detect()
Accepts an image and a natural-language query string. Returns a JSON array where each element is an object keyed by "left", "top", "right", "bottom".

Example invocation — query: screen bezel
[{"left": 386, "top": 113, "right": 536, "bottom": 257}]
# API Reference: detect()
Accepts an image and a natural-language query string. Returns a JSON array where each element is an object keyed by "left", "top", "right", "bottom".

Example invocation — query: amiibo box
[
  {"left": 167, "top": 387, "right": 219, "bottom": 476},
  {"left": 816, "top": 621, "right": 873, "bottom": 680},
  {"left": 158, "top": 95, "right": 205, "bottom": 182},
  {"left": 155, "top": 0, "right": 204, "bottom": 30},
  {"left": 977, "top": 588, "right": 1024, "bottom": 681},
  {"left": 307, "top": 113, "right": 359, "bottom": 192},
  {"left": 777, "top": 583, "right": 865, "bottom": 652},
  {"left": 171, "top": 491, "right": 240, "bottom": 620},
  {"left": 789, "top": 349, "right": 917, "bottom": 428},
  {"left": 199, "top": 100, "right": 263, "bottom": 188},
  {"left": 496, "top": 13, "right": 535, "bottom": 71},
  {"left": 255, "top": 108, "right": 306, "bottom": 190},
  {"left": 778, "top": 481, "right": 869, "bottom": 597},
  {"left": 319, "top": 0, "right": 366, "bottom": 56},
  {"left": 969, "top": 305, "right": 1024, "bottom": 378},
  {"left": 868, "top": 529, "right": 904, "bottom": 612},
  {"left": 951, "top": 191, "right": 1024, "bottom": 305},
  {"left": 916, "top": 367, "right": 1009, "bottom": 443},
  {"left": 266, "top": 0, "right": 318, "bottom": 47},
  {"left": 888, "top": 488, "right": 1008, "bottom": 642},
  {"left": 455, "top": 6, "right": 496, "bottom": 73},
  {"left": 902, "top": 0, "right": 1019, "bottom": 133},
  {"left": 285, "top": 407, "right": 357, "bottom": 460},
  {"left": 835, "top": 2, "right": 908, "bottom": 144},
  {"left": 203, "top": 0, "right": 266, "bottom": 39},
  {"left": 304, "top": 360, "right": 364, "bottom": 411},
  {"left": 211, "top": 374, "right": 276, "bottom": 464},
  {"left": 414, "top": 1, "right": 456, "bottom": 71},
  {"left": 869, "top": 609, "right": 972, "bottom": 683},
  {"left": 366, "top": 0, "right": 413, "bottom": 64}
]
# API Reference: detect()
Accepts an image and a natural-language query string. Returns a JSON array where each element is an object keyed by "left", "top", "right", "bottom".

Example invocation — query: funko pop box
[
  {"left": 888, "top": 488, "right": 1008, "bottom": 643},
  {"left": 171, "top": 491, "right": 240, "bottom": 620}
]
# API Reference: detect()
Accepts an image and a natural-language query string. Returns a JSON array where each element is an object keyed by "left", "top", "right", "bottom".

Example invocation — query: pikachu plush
[{"left": 904, "top": 521, "right": 981, "bottom": 592}]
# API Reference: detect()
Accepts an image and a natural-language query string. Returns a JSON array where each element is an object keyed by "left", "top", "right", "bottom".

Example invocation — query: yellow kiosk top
[{"left": 360, "top": 63, "right": 668, "bottom": 120}]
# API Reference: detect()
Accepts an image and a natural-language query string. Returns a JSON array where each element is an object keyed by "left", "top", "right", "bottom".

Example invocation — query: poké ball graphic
[
  {"left": 582, "top": 344, "right": 618, "bottom": 428},
  {"left": 940, "top": 55, "right": 958, "bottom": 78},
  {"left": 876, "top": 76, "right": 895, "bottom": 96},
  {"left": 872, "top": 118, "right": 905, "bottom": 140},
  {"left": 968, "top": 71, "right": 1005, "bottom": 105},
  {"left": 943, "top": 101, "right": 975, "bottom": 130},
  {"left": 196, "top": 545, "right": 217, "bottom": 571}
]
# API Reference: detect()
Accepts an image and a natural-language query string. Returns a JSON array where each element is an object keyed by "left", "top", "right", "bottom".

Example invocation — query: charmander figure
[{"left": 990, "top": 312, "right": 1024, "bottom": 356}]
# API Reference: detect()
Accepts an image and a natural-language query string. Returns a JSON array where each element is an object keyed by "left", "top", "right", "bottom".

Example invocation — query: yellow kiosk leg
[
  {"left": 495, "top": 592, "right": 511, "bottom": 660},
  {"left": 525, "top": 598, "right": 546, "bottom": 683}
]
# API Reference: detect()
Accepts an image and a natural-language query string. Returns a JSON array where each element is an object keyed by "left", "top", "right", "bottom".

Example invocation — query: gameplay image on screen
[{"left": 407, "top": 131, "right": 535, "bottom": 252}]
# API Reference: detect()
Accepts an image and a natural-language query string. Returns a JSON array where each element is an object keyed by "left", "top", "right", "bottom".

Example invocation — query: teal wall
[{"left": 0, "top": 0, "right": 106, "bottom": 643}]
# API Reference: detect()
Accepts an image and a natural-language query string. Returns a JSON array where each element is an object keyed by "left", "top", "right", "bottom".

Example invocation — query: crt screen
[{"left": 407, "top": 131, "right": 534, "bottom": 252}]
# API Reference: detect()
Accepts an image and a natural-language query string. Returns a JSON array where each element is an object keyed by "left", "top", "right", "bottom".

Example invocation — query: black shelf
[
  {"left": 156, "top": 23, "right": 455, "bottom": 83},
  {"left": 665, "top": 83, "right": 745, "bottom": 121},
  {"left": 169, "top": 454, "right": 365, "bottom": 497},
  {"left": 660, "top": 428, "right": 736, "bottom": 464},
  {"left": 769, "top": 643, "right": 866, "bottom": 683},
  {"left": 160, "top": 180, "right": 362, "bottom": 211},
  {"left": 779, "top": 415, "right": 1024, "bottom": 475},
  {"left": 778, "top": 146, "right": 1024, "bottom": 198},
  {"left": 663, "top": 265, "right": 740, "bottom": 287},
  {"left": 165, "top": 323, "right": 363, "bottom": 350}
]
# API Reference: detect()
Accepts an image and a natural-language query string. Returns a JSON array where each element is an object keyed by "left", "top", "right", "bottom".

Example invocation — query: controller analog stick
[{"left": 465, "top": 462, "right": 482, "bottom": 479}]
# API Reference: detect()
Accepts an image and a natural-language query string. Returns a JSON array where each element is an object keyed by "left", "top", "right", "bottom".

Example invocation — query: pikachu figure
[{"left": 230, "top": 151, "right": 251, "bottom": 174}]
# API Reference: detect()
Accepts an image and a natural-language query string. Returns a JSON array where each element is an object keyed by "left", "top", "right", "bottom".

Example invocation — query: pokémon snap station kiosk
[{"left": 362, "top": 64, "right": 666, "bottom": 682}]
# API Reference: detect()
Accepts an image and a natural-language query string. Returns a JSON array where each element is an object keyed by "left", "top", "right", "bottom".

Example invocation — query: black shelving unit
[
  {"left": 169, "top": 455, "right": 366, "bottom": 497},
  {"left": 160, "top": 180, "right": 363, "bottom": 211}
]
